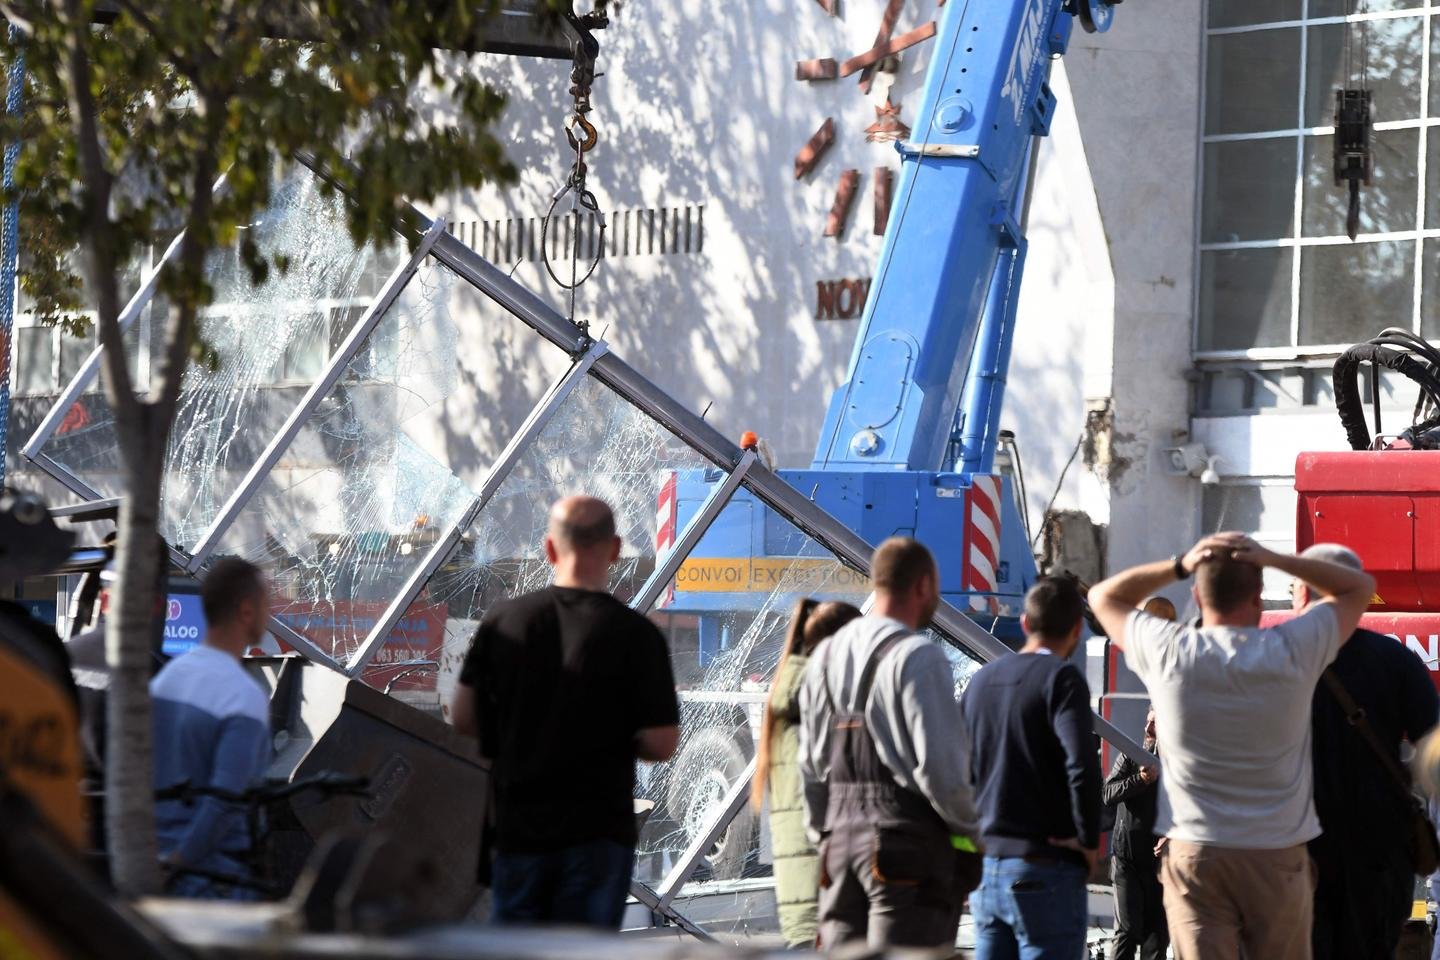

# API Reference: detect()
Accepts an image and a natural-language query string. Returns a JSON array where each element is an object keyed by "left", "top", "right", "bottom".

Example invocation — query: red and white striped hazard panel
[
  {"left": 965, "top": 475, "right": 1002, "bottom": 614},
  {"left": 654, "top": 472, "right": 679, "bottom": 608}
]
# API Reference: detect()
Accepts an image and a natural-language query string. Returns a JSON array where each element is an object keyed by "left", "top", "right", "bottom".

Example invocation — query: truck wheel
[{"left": 665, "top": 727, "right": 754, "bottom": 880}]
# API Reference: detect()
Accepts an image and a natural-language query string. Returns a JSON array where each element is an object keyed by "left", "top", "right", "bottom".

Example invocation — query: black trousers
[
  {"left": 1112, "top": 856, "right": 1168, "bottom": 960},
  {"left": 1312, "top": 857, "right": 1413, "bottom": 960}
]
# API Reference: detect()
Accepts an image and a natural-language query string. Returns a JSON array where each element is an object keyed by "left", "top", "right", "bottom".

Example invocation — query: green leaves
[{"left": 2, "top": 0, "right": 522, "bottom": 340}]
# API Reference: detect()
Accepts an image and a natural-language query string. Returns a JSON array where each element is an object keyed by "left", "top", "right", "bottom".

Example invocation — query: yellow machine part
[{"left": 0, "top": 643, "right": 87, "bottom": 960}]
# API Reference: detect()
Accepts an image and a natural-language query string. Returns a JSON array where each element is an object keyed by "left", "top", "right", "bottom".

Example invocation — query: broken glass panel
[
  {"left": 211, "top": 255, "right": 570, "bottom": 702},
  {"left": 409, "top": 372, "right": 713, "bottom": 716},
  {"left": 37, "top": 167, "right": 404, "bottom": 548},
  {"left": 636, "top": 498, "right": 870, "bottom": 894},
  {"left": 934, "top": 628, "right": 984, "bottom": 698}
]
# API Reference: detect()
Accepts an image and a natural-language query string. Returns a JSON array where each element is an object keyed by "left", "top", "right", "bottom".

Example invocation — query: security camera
[
  {"left": 1163, "top": 442, "right": 1210, "bottom": 477},
  {"left": 1200, "top": 456, "right": 1223, "bottom": 486}
]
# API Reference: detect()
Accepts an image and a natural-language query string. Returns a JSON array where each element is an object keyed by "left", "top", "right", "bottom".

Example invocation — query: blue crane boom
[
  {"left": 814, "top": 0, "right": 1077, "bottom": 475},
  {"left": 669, "top": 0, "right": 1118, "bottom": 633}
]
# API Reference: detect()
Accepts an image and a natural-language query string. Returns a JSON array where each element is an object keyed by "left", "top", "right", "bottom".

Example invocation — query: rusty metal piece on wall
[
  {"left": 825, "top": 169, "right": 861, "bottom": 238},
  {"left": 843, "top": 21, "right": 938, "bottom": 80},
  {"left": 816, "top": 277, "right": 873, "bottom": 320},
  {"left": 796, "top": 58, "right": 839, "bottom": 81},
  {"left": 813, "top": 0, "right": 838, "bottom": 13},
  {"left": 864, "top": 99, "right": 910, "bottom": 144},
  {"left": 873, "top": 167, "right": 895, "bottom": 235},
  {"left": 794, "top": 118, "right": 836, "bottom": 179},
  {"left": 857, "top": 0, "right": 906, "bottom": 94}
]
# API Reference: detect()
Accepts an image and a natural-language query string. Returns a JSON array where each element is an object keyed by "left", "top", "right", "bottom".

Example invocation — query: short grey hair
[{"left": 1299, "top": 542, "right": 1364, "bottom": 571}]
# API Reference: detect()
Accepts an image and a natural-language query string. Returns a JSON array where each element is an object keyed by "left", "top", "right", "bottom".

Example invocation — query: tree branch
[
  {"left": 108, "top": 0, "right": 199, "bottom": 77},
  {"left": 60, "top": 0, "right": 141, "bottom": 451},
  {"left": 150, "top": 100, "right": 221, "bottom": 435},
  {"left": 0, "top": 1, "right": 40, "bottom": 36}
]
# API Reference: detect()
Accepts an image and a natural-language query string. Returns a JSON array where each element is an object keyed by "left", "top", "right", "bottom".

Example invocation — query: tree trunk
[{"left": 103, "top": 462, "right": 166, "bottom": 896}]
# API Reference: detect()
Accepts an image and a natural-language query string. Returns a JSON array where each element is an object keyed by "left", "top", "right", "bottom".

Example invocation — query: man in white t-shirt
[{"left": 1088, "top": 532, "right": 1375, "bottom": 960}]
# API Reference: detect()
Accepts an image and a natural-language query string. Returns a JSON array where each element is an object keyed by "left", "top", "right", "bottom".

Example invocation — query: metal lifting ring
[
  {"left": 540, "top": 178, "right": 607, "bottom": 292},
  {"left": 565, "top": 115, "right": 599, "bottom": 154}
]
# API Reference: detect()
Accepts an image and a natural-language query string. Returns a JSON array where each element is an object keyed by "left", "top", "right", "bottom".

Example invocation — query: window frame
[{"left": 1194, "top": 2, "right": 1440, "bottom": 360}]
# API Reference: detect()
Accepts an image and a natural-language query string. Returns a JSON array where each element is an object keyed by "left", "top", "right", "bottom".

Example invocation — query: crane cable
[{"left": 541, "top": 32, "right": 608, "bottom": 332}]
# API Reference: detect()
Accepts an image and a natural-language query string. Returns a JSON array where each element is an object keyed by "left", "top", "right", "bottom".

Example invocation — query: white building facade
[{"left": 11, "top": 0, "right": 1437, "bottom": 605}]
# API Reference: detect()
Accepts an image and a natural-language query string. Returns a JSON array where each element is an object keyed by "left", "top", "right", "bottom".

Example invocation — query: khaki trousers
[{"left": 1159, "top": 840, "right": 1315, "bottom": 960}]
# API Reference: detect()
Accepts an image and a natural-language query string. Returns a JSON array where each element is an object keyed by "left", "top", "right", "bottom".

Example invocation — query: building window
[{"left": 1197, "top": 2, "right": 1439, "bottom": 357}]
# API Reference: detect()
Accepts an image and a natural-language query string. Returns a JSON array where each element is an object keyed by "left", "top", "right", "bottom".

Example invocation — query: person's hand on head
[
  {"left": 1180, "top": 534, "right": 1231, "bottom": 574},
  {"left": 1223, "top": 533, "right": 1276, "bottom": 568},
  {"left": 1182, "top": 532, "right": 1272, "bottom": 573}
]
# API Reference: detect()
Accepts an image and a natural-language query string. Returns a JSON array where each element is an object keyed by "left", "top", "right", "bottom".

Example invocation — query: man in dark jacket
[
  {"left": 963, "top": 575, "right": 1102, "bottom": 959},
  {"left": 1302, "top": 545, "right": 1439, "bottom": 959},
  {"left": 1104, "top": 705, "right": 1167, "bottom": 960}
]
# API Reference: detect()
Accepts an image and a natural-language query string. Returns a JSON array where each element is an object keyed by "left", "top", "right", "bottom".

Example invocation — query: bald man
[{"left": 452, "top": 496, "right": 679, "bottom": 929}]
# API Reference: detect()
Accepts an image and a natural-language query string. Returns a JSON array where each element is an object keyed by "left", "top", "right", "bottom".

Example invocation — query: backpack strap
[{"left": 1320, "top": 666, "right": 1414, "bottom": 796}]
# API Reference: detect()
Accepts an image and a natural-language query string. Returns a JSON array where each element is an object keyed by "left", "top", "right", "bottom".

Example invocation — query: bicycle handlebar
[{"left": 156, "top": 772, "right": 370, "bottom": 806}]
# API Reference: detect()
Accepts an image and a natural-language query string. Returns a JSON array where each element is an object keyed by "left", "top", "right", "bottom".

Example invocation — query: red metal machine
[
  {"left": 1293, "top": 450, "right": 1440, "bottom": 689},
  {"left": 1285, "top": 328, "right": 1440, "bottom": 689}
]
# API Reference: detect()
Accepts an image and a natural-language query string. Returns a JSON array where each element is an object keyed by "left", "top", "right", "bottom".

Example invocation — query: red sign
[
  {"left": 273, "top": 599, "right": 449, "bottom": 693},
  {"left": 1263, "top": 610, "right": 1440, "bottom": 691}
]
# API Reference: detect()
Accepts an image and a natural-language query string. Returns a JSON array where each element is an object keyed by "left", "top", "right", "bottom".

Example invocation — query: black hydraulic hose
[{"left": 1332, "top": 343, "right": 1440, "bottom": 450}]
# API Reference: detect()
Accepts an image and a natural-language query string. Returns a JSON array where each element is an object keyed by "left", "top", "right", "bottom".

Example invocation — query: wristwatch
[{"left": 1172, "top": 554, "right": 1190, "bottom": 580}]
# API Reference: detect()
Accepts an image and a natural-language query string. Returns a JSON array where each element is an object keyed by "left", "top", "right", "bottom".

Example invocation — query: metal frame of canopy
[{"left": 21, "top": 153, "right": 1150, "bottom": 938}]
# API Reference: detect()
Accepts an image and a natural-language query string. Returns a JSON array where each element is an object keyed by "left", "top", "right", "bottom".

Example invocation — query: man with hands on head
[{"left": 1088, "top": 532, "right": 1375, "bottom": 960}]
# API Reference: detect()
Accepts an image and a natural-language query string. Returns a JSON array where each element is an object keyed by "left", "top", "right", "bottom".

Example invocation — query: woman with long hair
[{"left": 753, "top": 597, "right": 862, "bottom": 948}]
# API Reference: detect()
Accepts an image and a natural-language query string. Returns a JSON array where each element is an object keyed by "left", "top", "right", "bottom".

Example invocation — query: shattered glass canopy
[
  {"left": 36, "top": 168, "right": 403, "bottom": 548},
  {"left": 24, "top": 159, "right": 997, "bottom": 940}
]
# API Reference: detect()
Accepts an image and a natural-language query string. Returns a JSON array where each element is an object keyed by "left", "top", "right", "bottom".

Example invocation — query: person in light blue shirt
[{"left": 151, "top": 557, "right": 272, "bottom": 898}]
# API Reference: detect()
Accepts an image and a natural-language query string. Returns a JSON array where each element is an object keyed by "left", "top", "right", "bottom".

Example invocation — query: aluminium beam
[
  {"left": 343, "top": 340, "right": 607, "bottom": 677},
  {"left": 183, "top": 217, "right": 449, "bottom": 573},
  {"left": 627, "top": 880, "right": 715, "bottom": 941},
  {"left": 23, "top": 452, "right": 353, "bottom": 669},
  {"left": 656, "top": 756, "right": 757, "bottom": 911},
  {"left": 22, "top": 228, "right": 192, "bottom": 459},
  {"left": 265, "top": 611, "right": 345, "bottom": 672},
  {"left": 292, "top": 155, "right": 1158, "bottom": 766},
  {"left": 630, "top": 450, "right": 757, "bottom": 614}
]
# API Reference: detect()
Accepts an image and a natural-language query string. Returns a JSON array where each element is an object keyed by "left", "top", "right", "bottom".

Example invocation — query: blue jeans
[
  {"left": 972, "top": 856, "right": 1089, "bottom": 960},
  {"left": 491, "top": 839, "right": 634, "bottom": 930}
]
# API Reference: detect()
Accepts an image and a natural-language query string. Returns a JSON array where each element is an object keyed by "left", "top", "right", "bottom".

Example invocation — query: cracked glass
[
  {"left": 208, "top": 255, "right": 569, "bottom": 700},
  {"left": 642, "top": 496, "right": 986, "bottom": 936},
  {"left": 37, "top": 167, "right": 403, "bottom": 547},
  {"left": 637, "top": 498, "right": 870, "bottom": 897},
  {"left": 400, "top": 372, "right": 713, "bottom": 716}
]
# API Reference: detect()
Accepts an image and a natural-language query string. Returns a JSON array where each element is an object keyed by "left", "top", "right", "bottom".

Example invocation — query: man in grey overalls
[{"left": 798, "top": 537, "right": 983, "bottom": 950}]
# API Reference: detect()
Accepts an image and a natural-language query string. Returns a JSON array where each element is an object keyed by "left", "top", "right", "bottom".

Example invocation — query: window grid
[{"left": 1196, "top": 2, "right": 1437, "bottom": 358}]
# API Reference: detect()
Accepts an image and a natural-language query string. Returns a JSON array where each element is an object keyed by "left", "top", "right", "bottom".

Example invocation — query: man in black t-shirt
[{"left": 452, "top": 495, "right": 680, "bottom": 930}]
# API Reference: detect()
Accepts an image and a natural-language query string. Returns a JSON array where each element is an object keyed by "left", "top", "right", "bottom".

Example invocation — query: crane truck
[{"left": 646, "top": 0, "right": 1127, "bottom": 881}]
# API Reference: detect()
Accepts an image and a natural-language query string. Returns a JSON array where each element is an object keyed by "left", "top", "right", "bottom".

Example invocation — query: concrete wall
[
  {"left": 1065, "top": 0, "right": 1206, "bottom": 585},
  {"left": 419, "top": 0, "right": 1153, "bottom": 564}
]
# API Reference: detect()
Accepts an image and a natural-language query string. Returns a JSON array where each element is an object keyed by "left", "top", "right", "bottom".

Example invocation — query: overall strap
[{"left": 852, "top": 630, "right": 909, "bottom": 714}]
